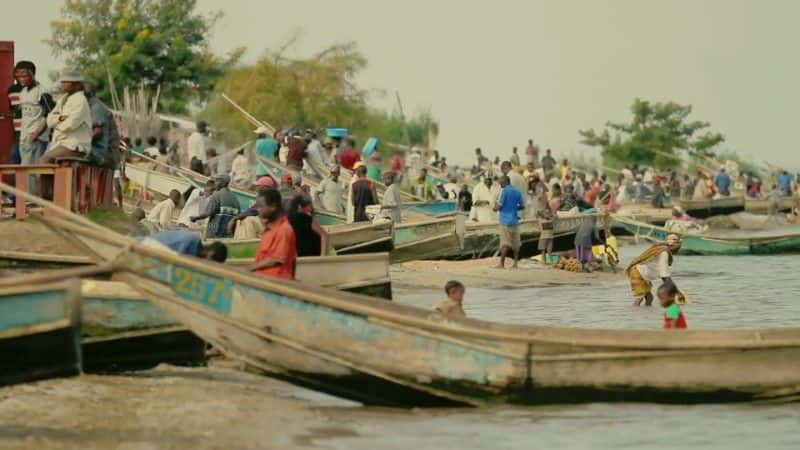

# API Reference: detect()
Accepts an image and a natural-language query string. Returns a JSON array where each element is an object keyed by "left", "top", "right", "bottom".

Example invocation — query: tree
[
  {"left": 202, "top": 40, "right": 438, "bottom": 154},
  {"left": 48, "top": 0, "right": 242, "bottom": 113},
  {"left": 579, "top": 98, "right": 725, "bottom": 169}
]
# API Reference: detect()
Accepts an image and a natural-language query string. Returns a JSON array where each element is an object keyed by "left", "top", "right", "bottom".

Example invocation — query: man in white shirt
[
  {"left": 469, "top": 177, "right": 501, "bottom": 223},
  {"left": 229, "top": 148, "right": 252, "bottom": 191},
  {"left": 40, "top": 68, "right": 92, "bottom": 163},
  {"left": 501, "top": 161, "right": 527, "bottom": 197},
  {"left": 15, "top": 61, "right": 54, "bottom": 194},
  {"left": 147, "top": 189, "right": 182, "bottom": 229},
  {"left": 379, "top": 171, "right": 402, "bottom": 223},
  {"left": 187, "top": 121, "right": 209, "bottom": 163},
  {"left": 314, "top": 165, "right": 343, "bottom": 213}
]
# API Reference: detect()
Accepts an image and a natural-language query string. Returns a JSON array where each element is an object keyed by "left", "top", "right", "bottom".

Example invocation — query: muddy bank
[
  {"left": 391, "top": 258, "right": 624, "bottom": 295},
  {"left": 0, "top": 363, "right": 356, "bottom": 450}
]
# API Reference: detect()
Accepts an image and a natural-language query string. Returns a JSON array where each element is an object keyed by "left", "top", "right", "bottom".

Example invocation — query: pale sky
[{"left": 4, "top": 0, "right": 799, "bottom": 168}]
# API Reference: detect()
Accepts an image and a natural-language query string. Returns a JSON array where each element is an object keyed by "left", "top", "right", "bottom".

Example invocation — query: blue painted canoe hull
[
  {"left": 0, "top": 282, "right": 82, "bottom": 386},
  {"left": 82, "top": 283, "right": 205, "bottom": 372},
  {"left": 44, "top": 214, "right": 800, "bottom": 406}
]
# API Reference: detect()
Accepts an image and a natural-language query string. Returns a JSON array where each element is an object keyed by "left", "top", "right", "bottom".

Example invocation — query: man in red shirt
[
  {"left": 250, "top": 189, "right": 297, "bottom": 280},
  {"left": 338, "top": 138, "right": 361, "bottom": 171}
]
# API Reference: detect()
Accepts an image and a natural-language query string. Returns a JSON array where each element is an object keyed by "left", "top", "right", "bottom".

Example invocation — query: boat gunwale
[{"left": 34, "top": 213, "right": 800, "bottom": 351}]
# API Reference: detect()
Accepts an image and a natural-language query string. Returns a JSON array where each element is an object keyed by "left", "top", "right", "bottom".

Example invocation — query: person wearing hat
[
  {"left": 40, "top": 67, "right": 92, "bottom": 166},
  {"left": 14, "top": 61, "right": 55, "bottom": 194},
  {"left": 190, "top": 174, "right": 241, "bottom": 238},
  {"left": 626, "top": 234, "right": 684, "bottom": 306},
  {"left": 187, "top": 120, "right": 209, "bottom": 163}
]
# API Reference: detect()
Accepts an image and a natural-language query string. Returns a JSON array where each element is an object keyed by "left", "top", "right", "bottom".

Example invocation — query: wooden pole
[{"left": 220, "top": 93, "right": 276, "bottom": 135}]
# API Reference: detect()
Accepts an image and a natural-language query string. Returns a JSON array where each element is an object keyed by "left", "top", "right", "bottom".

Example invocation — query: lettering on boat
[{"left": 170, "top": 265, "right": 233, "bottom": 314}]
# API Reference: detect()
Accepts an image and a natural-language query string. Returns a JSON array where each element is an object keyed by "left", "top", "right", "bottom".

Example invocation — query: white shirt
[
  {"left": 178, "top": 189, "right": 205, "bottom": 227},
  {"left": 443, "top": 182, "right": 460, "bottom": 200},
  {"left": 469, "top": 183, "right": 500, "bottom": 223},
  {"left": 47, "top": 91, "right": 92, "bottom": 153},
  {"left": 636, "top": 251, "right": 671, "bottom": 281},
  {"left": 19, "top": 84, "right": 49, "bottom": 143},
  {"left": 315, "top": 177, "right": 343, "bottom": 213},
  {"left": 187, "top": 131, "right": 207, "bottom": 161},
  {"left": 380, "top": 183, "right": 402, "bottom": 222},
  {"left": 507, "top": 171, "right": 528, "bottom": 197},
  {"left": 143, "top": 146, "right": 160, "bottom": 158},
  {"left": 147, "top": 198, "right": 177, "bottom": 228},
  {"left": 230, "top": 154, "right": 252, "bottom": 189}
]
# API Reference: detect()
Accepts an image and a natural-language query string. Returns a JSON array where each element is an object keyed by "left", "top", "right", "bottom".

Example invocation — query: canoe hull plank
[
  {"left": 81, "top": 287, "right": 206, "bottom": 372},
  {"left": 0, "top": 283, "right": 82, "bottom": 386},
  {"left": 34, "top": 214, "right": 800, "bottom": 405}
]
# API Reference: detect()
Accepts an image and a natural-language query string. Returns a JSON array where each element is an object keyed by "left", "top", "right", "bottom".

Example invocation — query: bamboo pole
[{"left": 221, "top": 93, "right": 276, "bottom": 135}]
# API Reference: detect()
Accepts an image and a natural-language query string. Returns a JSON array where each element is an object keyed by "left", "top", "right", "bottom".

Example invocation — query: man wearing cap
[
  {"left": 626, "top": 234, "right": 683, "bottom": 306},
  {"left": 15, "top": 61, "right": 55, "bottom": 194},
  {"left": 314, "top": 164, "right": 343, "bottom": 213},
  {"left": 190, "top": 175, "right": 241, "bottom": 238},
  {"left": 40, "top": 68, "right": 92, "bottom": 164},
  {"left": 187, "top": 120, "right": 209, "bottom": 164}
]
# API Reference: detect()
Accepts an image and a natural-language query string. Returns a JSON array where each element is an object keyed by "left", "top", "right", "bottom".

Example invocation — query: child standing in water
[
  {"left": 659, "top": 283, "right": 687, "bottom": 329},
  {"left": 435, "top": 280, "right": 466, "bottom": 319}
]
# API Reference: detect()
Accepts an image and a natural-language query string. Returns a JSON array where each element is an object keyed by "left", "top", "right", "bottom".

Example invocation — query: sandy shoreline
[
  {"left": 0, "top": 362, "right": 351, "bottom": 450},
  {"left": 391, "top": 257, "right": 624, "bottom": 295}
]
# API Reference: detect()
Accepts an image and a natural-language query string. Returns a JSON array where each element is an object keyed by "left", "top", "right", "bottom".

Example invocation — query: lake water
[
  {"left": 2, "top": 244, "right": 798, "bottom": 449},
  {"left": 311, "top": 243, "right": 800, "bottom": 450}
]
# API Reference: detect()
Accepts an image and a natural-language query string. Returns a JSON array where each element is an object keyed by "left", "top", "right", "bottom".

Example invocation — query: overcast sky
[{"left": 4, "top": 0, "right": 799, "bottom": 168}]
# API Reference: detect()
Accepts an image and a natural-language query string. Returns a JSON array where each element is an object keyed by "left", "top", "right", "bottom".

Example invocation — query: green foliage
[
  {"left": 48, "top": 0, "right": 242, "bottom": 113},
  {"left": 579, "top": 98, "right": 725, "bottom": 170},
  {"left": 201, "top": 40, "right": 437, "bottom": 155},
  {"left": 715, "top": 149, "right": 762, "bottom": 177}
]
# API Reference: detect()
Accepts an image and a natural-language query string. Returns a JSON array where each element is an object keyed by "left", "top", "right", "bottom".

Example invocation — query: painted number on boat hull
[{"left": 172, "top": 266, "right": 233, "bottom": 314}]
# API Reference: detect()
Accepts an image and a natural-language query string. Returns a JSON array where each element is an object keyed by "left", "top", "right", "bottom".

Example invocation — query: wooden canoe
[
  {"left": 744, "top": 197, "right": 796, "bottom": 215},
  {"left": 227, "top": 253, "right": 393, "bottom": 300},
  {"left": 214, "top": 220, "right": 394, "bottom": 260},
  {"left": 612, "top": 216, "right": 800, "bottom": 255},
  {"left": 443, "top": 215, "right": 586, "bottom": 260},
  {"left": 126, "top": 163, "right": 346, "bottom": 226},
  {"left": 0, "top": 279, "right": 82, "bottom": 386},
  {"left": 81, "top": 279, "right": 206, "bottom": 372},
  {"left": 401, "top": 201, "right": 457, "bottom": 217},
  {"left": 674, "top": 196, "right": 745, "bottom": 219},
  {"left": 37, "top": 211, "right": 800, "bottom": 405}
]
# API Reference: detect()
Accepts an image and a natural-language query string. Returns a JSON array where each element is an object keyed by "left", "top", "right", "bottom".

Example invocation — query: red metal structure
[{"left": 0, "top": 41, "right": 13, "bottom": 165}]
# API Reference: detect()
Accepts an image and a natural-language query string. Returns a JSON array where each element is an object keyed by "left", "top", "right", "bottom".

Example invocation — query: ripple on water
[{"left": 396, "top": 244, "right": 800, "bottom": 329}]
